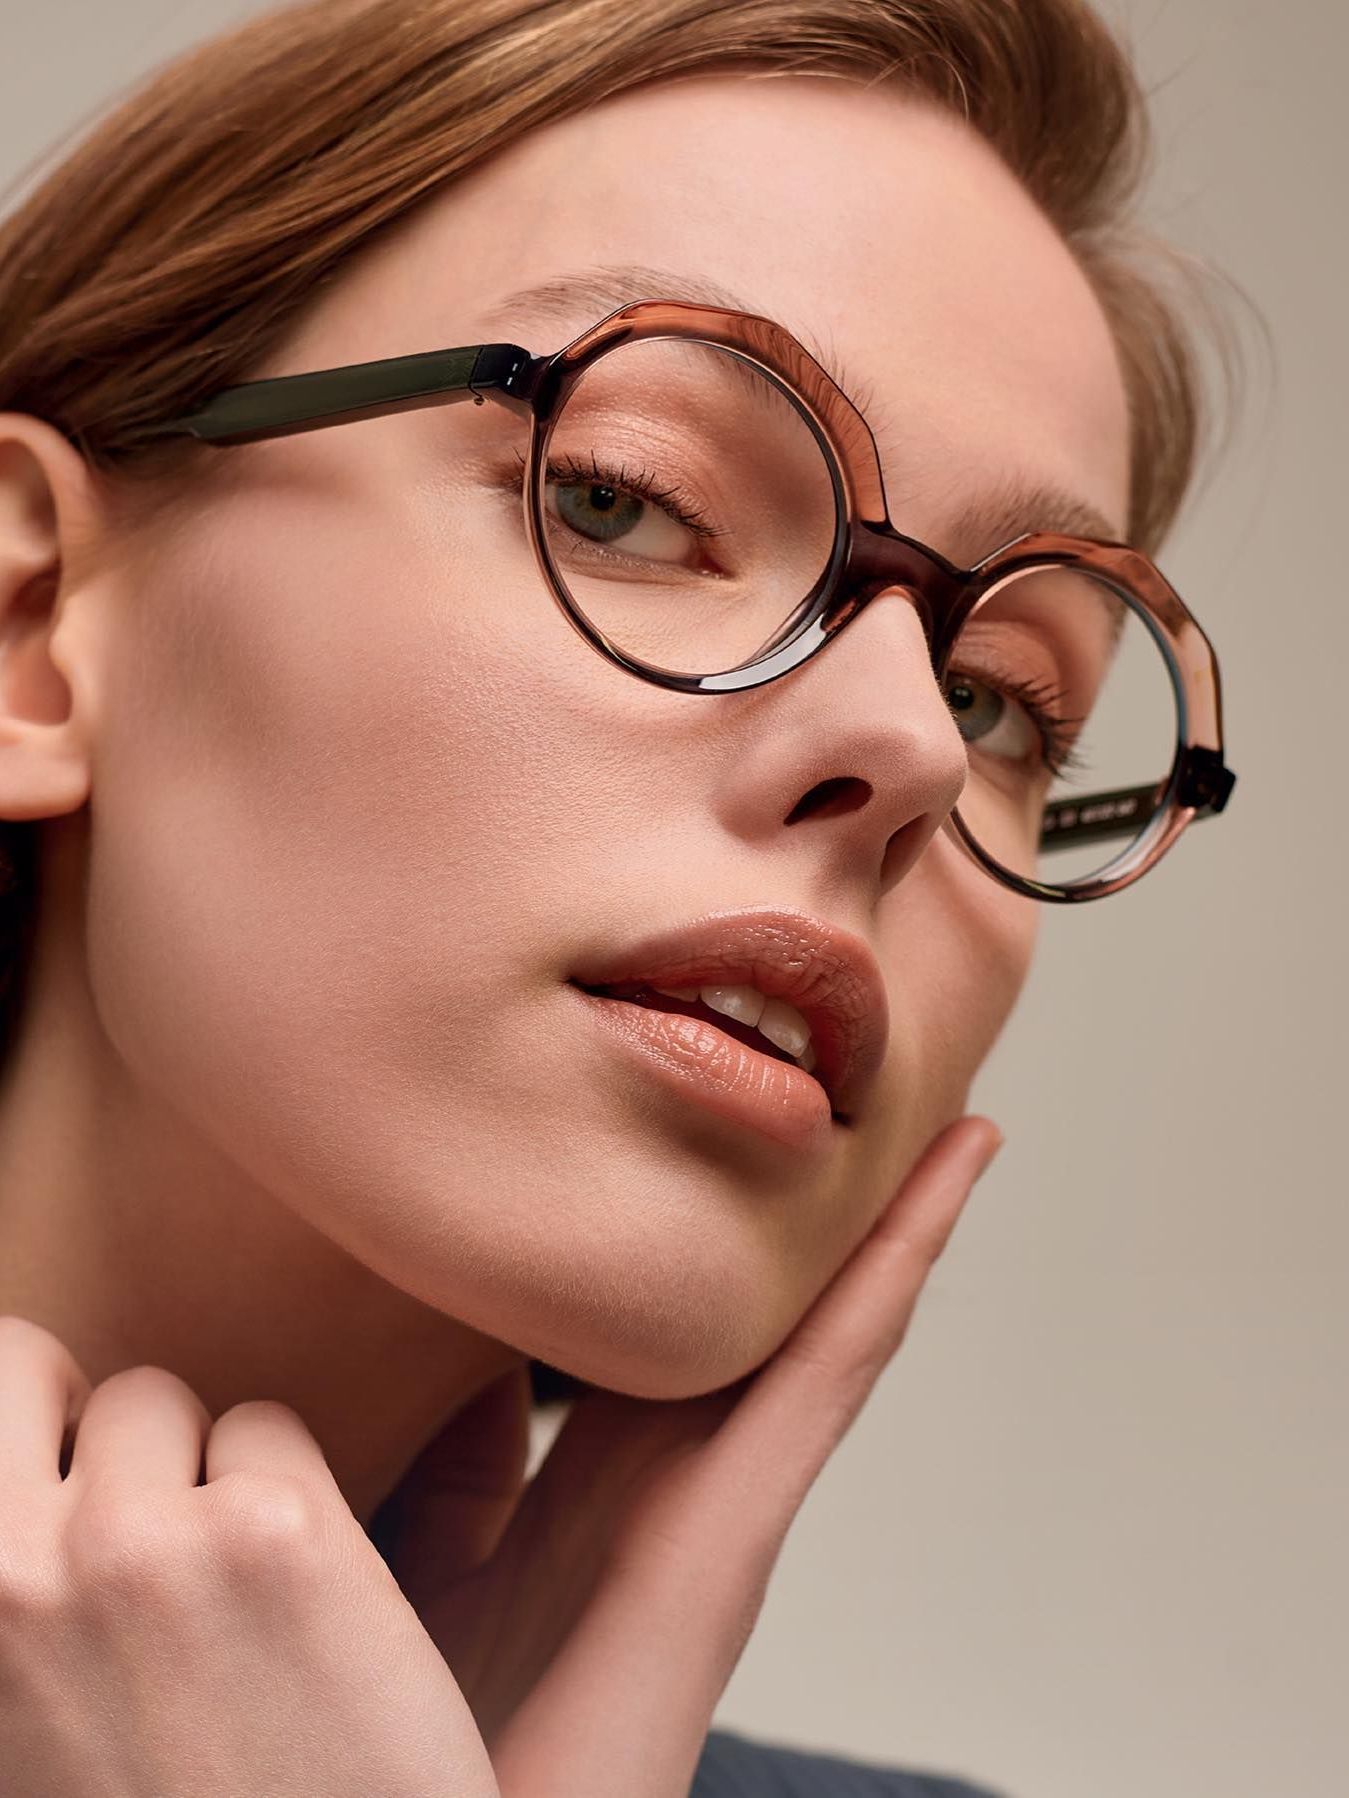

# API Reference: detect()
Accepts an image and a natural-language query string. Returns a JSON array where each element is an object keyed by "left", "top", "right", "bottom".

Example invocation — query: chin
[{"left": 509, "top": 1261, "right": 804, "bottom": 1406}]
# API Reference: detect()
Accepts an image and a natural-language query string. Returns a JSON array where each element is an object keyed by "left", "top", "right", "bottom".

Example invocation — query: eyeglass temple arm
[
  {"left": 139, "top": 344, "right": 1240, "bottom": 857},
  {"left": 138, "top": 343, "right": 537, "bottom": 445},
  {"left": 1040, "top": 746, "right": 1236, "bottom": 852}
]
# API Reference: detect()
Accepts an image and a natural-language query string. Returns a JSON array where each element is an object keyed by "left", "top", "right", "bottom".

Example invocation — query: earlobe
[{"left": 0, "top": 414, "right": 105, "bottom": 823}]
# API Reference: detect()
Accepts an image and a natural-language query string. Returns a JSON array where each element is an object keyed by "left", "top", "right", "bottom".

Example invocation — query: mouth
[
  {"left": 575, "top": 979, "right": 835, "bottom": 1104},
  {"left": 567, "top": 908, "right": 889, "bottom": 1131},
  {"left": 567, "top": 977, "right": 847, "bottom": 1155}
]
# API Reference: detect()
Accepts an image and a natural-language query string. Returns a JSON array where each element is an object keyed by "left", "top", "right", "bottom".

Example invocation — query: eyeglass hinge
[
  {"left": 469, "top": 344, "right": 539, "bottom": 405},
  {"left": 1177, "top": 745, "right": 1237, "bottom": 816}
]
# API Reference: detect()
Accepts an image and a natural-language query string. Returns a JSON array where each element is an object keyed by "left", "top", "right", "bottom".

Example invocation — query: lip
[
  {"left": 569, "top": 906, "right": 890, "bottom": 1126},
  {"left": 569, "top": 984, "right": 834, "bottom": 1153}
]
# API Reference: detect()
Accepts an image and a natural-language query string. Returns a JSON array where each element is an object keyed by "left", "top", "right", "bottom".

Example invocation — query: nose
[{"left": 724, "top": 581, "right": 972, "bottom": 892}]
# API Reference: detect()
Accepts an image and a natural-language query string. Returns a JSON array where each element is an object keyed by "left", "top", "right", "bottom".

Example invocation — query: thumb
[{"left": 369, "top": 1361, "right": 534, "bottom": 1591}]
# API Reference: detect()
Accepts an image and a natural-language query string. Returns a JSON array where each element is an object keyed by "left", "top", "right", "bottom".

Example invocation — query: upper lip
[{"left": 569, "top": 907, "right": 889, "bottom": 1122}]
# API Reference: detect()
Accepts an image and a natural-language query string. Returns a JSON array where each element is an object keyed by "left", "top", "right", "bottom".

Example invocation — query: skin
[{"left": 0, "top": 71, "right": 1130, "bottom": 1537}]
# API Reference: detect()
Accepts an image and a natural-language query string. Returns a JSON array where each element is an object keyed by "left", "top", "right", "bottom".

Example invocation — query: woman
[{"left": 0, "top": 0, "right": 1241, "bottom": 1792}]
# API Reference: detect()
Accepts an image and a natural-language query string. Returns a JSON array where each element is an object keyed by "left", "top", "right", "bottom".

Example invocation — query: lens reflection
[
  {"left": 541, "top": 336, "right": 839, "bottom": 675},
  {"left": 537, "top": 344, "right": 1178, "bottom": 892},
  {"left": 946, "top": 567, "right": 1179, "bottom": 888}
]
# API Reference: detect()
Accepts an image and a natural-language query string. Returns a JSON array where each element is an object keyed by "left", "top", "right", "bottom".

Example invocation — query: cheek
[
  {"left": 81, "top": 487, "right": 570, "bottom": 1195},
  {"left": 884, "top": 827, "right": 1040, "bottom": 1089},
  {"left": 73, "top": 472, "right": 1042, "bottom": 1400}
]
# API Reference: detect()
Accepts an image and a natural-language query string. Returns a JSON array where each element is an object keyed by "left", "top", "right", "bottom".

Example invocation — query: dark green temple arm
[{"left": 141, "top": 343, "right": 534, "bottom": 445}]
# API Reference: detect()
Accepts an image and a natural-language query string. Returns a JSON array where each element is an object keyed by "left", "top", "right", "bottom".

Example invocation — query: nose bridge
[
  {"left": 804, "top": 520, "right": 972, "bottom": 809},
  {"left": 826, "top": 518, "right": 969, "bottom": 660}
]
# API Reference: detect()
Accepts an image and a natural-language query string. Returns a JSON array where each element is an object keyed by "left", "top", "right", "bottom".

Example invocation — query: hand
[
  {"left": 372, "top": 1115, "right": 1004, "bottom": 1798},
  {"left": 0, "top": 1319, "right": 501, "bottom": 1798}
]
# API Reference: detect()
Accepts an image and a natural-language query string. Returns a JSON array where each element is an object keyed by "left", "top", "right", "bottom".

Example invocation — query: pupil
[{"left": 589, "top": 484, "right": 617, "bottom": 513}]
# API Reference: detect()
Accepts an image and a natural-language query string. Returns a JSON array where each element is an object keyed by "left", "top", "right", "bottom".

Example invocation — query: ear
[{"left": 0, "top": 413, "right": 109, "bottom": 823}]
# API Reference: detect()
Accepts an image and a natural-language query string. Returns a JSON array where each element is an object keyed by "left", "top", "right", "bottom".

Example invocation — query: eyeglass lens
[{"left": 535, "top": 335, "right": 1180, "bottom": 892}]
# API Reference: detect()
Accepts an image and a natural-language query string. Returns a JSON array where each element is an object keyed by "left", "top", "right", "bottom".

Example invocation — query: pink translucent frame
[{"left": 147, "top": 298, "right": 1237, "bottom": 904}]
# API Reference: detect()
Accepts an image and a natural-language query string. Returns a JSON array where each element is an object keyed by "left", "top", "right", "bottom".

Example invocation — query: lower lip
[{"left": 569, "top": 984, "right": 840, "bottom": 1154}]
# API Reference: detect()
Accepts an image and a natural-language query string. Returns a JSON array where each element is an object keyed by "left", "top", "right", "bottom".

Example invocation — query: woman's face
[{"left": 77, "top": 74, "right": 1129, "bottom": 1397}]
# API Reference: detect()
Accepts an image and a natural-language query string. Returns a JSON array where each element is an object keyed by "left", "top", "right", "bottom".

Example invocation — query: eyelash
[
  {"left": 949, "top": 668, "right": 1090, "bottom": 781},
  {"left": 509, "top": 446, "right": 724, "bottom": 541},
  {"left": 505, "top": 448, "right": 1087, "bottom": 778}
]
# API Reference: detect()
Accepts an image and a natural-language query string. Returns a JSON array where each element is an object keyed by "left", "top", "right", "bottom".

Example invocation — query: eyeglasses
[{"left": 144, "top": 297, "right": 1236, "bottom": 903}]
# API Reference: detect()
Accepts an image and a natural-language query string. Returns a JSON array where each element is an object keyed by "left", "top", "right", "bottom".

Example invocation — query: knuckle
[
  {"left": 213, "top": 1396, "right": 307, "bottom": 1433},
  {"left": 93, "top": 1362, "right": 170, "bottom": 1393},
  {"left": 0, "top": 1313, "right": 43, "bottom": 1352},
  {"left": 0, "top": 1313, "right": 89, "bottom": 1389},
  {"left": 900, "top": 1211, "right": 959, "bottom": 1271},
  {"left": 65, "top": 1484, "right": 191, "bottom": 1606},
  {"left": 0, "top": 1313, "right": 59, "bottom": 1354},
  {"left": 204, "top": 1472, "right": 329, "bottom": 1584},
  {"left": 0, "top": 1547, "right": 63, "bottom": 1629},
  {"left": 782, "top": 1315, "right": 889, "bottom": 1396},
  {"left": 90, "top": 1363, "right": 210, "bottom": 1422}
]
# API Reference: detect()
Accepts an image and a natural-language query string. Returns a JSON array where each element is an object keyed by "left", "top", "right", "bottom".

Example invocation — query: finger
[
  {"left": 64, "top": 1365, "right": 212, "bottom": 1492},
  {"left": 457, "top": 1375, "right": 747, "bottom": 1737},
  {"left": 506, "top": 1116, "right": 999, "bottom": 1593},
  {"left": 372, "top": 1363, "right": 533, "bottom": 1591},
  {"left": 203, "top": 1397, "right": 344, "bottom": 1494},
  {"left": 489, "top": 1116, "right": 1002, "bottom": 1798},
  {"left": 728, "top": 1116, "right": 1004, "bottom": 1477},
  {"left": 0, "top": 1313, "right": 93, "bottom": 1489}
]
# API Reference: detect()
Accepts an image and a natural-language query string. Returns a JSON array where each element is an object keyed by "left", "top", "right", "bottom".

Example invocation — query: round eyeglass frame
[{"left": 144, "top": 296, "right": 1237, "bottom": 904}]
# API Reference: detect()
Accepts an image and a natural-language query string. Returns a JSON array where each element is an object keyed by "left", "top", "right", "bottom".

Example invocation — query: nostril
[
  {"left": 879, "top": 811, "right": 942, "bottom": 886},
  {"left": 785, "top": 775, "right": 870, "bottom": 825}
]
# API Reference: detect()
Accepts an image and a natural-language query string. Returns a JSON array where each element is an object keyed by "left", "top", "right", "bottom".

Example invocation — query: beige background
[{"left": 2, "top": 2, "right": 1343, "bottom": 1794}]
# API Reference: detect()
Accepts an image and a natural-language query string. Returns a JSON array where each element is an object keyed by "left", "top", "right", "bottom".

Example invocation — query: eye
[
  {"left": 502, "top": 446, "right": 722, "bottom": 571},
  {"left": 544, "top": 455, "right": 708, "bottom": 566},
  {"left": 945, "top": 669, "right": 1088, "bottom": 779}
]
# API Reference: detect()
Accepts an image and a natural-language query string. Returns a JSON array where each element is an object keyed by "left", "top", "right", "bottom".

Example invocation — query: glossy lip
[
  {"left": 568, "top": 906, "right": 890, "bottom": 1124},
  {"left": 569, "top": 983, "right": 836, "bottom": 1154}
]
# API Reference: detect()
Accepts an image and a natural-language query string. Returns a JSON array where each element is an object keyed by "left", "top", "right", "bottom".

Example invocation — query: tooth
[
  {"left": 699, "top": 983, "right": 767, "bottom": 1028},
  {"left": 797, "top": 1042, "right": 817, "bottom": 1075},
  {"left": 755, "top": 996, "right": 811, "bottom": 1059},
  {"left": 651, "top": 985, "right": 702, "bottom": 1001},
  {"left": 700, "top": 985, "right": 815, "bottom": 1061}
]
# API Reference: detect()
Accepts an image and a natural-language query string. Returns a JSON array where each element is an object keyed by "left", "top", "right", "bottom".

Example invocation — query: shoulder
[{"left": 691, "top": 1727, "right": 1012, "bottom": 1798}]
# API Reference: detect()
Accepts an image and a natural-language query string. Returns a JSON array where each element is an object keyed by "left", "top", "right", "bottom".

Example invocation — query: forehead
[{"left": 303, "top": 71, "right": 1132, "bottom": 563}]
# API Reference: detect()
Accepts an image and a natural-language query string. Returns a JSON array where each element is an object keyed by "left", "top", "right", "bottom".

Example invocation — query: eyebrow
[
  {"left": 484, "top": 260, "right": 1130, "bottom": 567},
  {"left": 946, "top": 469, "right": 1129, "bottom": 562},
  {"left": 485, "top": 261, "right": 885, "bottom": 421}
]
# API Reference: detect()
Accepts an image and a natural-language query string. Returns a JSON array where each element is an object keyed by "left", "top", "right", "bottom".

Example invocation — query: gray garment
[{"left": 691, "top": 1728, "right": 1011, "bottom": 1798}]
